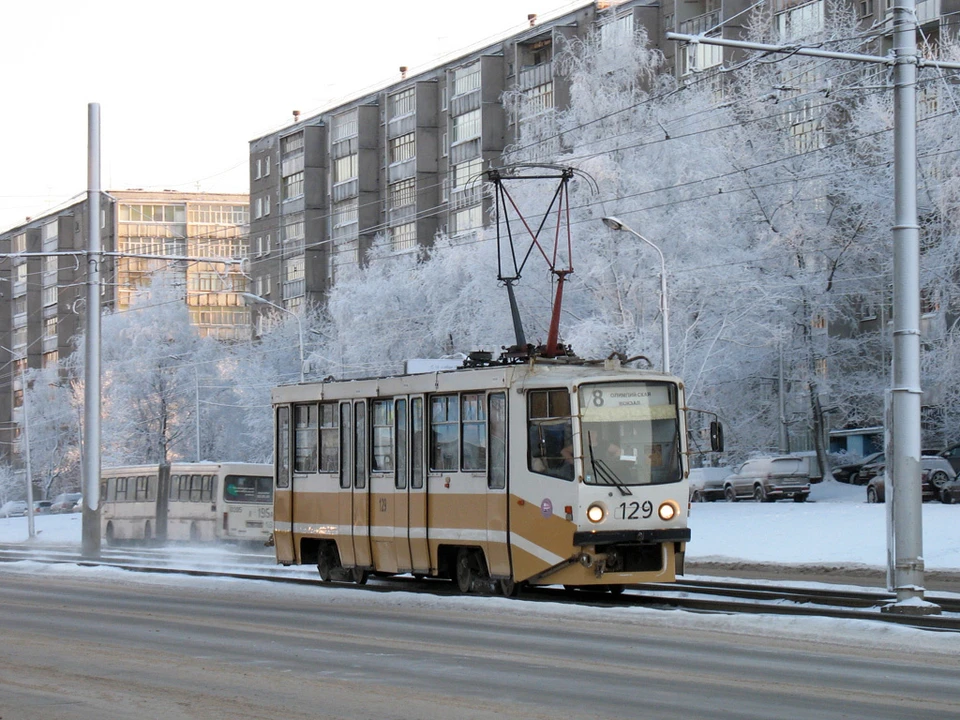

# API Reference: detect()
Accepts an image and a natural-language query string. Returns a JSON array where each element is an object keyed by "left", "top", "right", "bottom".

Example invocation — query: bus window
[
  {"left": 430, "top": 395, "right": 459, "bottom": 471},
  {"left": 224, "top": 475, "right": 273, "bottom": 503},
  {"left": 488, "top": 392, "right": 506, "bottom": 489},
  {"left": 461, "top": 393, "right": 486, "bottom": 472},
  {"left": 116, "top": 477, "right": 129, "bottom": 502},
  {"left": 528, "top": 389, "right": 574, "bottom": 481}
]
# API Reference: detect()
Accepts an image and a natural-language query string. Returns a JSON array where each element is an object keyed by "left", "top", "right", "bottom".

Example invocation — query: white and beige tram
[
  {"left": 272, "top": 356, "right": 696, "bottom": 594},
  {"left": 100, "top": 462, "right": 274, "bottom": 545}
]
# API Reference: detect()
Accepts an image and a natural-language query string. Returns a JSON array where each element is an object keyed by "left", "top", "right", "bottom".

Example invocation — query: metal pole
[
  {"left": 886, "top": 0, "right": 930, "bottom": 613},
  {"left": 82, "top": 102, "right": 102, "bottom": 558},
  {"left": 778, "top": 337, "right": 789, "bottom": 454},
  {"left": 601, "top": 217, "right": 670, "bottom": 373}
]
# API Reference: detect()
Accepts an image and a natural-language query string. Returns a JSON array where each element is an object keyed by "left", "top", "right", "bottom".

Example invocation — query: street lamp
[
  {"left": 601, "top": 216, "right": 670, "bottom": 374},
  {"left": 241, "top": 293, "right": 305, "bottom": 383}
]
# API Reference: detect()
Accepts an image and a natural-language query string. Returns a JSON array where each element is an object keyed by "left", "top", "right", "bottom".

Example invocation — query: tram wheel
[
  {"left": 499, "top": 578, "right": 520, "bottom": 598},
  {"left": 351, "top": 567, "right": 369, "bottom": 585},
  {"left": 455, "top": 548, "right": 475, "bottom": 593},
  {"left": 605, "top": 585, "right": 625, "bottom": 596},
  {"left": 317, "top": 546, "right": 337, "bottom": 582}
]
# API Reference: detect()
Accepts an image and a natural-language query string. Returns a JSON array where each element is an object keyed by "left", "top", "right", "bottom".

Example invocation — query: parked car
[
  {"left": 722, "top": 456, "right": 810, "bottom": 502},
  {"left": 864, "top": 456, "right": 946, "bottom": 503},
  {"left": 939, "top": 444, "right": 960, "bottom": 474},
  {"left": 832, "top": 451, "right": 883, "bottom": 484},
  {"left": 0, "top": 500, "right": 28, "bottom": 518},
  {"left": 32, "top": 500, "right": 53, "bottom": 514},
  {"left": 940, "top": 475, "right": 960, "bottom": 504},
  {"left": 50, "top": 492, "right": 82, "bottom": 514},
  {"left": 689, "top": 467, "right": 731, "bottom": 502}
]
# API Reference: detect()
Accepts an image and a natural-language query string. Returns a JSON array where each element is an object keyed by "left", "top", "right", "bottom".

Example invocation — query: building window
[
  {"left": 391, "top": 223, "right": 416, "bottom": 252},
  {"left": 281, "top": 132, "right": 304, "bottom": 156},
  {"left": 389, "top": 88, "right": 416, "bottom": 118},
  {"left": 776, "top": 0, "right": 824, "bottom": 41},
  {"left": 44, "top": 317, "right": 57, "bottom": 339},
  {"left": 332, "top": 199, "right": 358, "bottom": 228},
  {"left": 452, "top": 110, "right": 481, "bottom": 144},
  {"left": 389, "top": 179, "right": 416, "bottom": 209},
  {"left": 334, "top": 154, "right": 358, "bottom": 183},
  {"left": 452, "top": 158, "right": 483, "bottom": 190},
  {"left": 453, "top": 62, "right": 481, "bottom": 96},
  {"left": 119, "top": 205, "right": 186, "bottom": 223},
  {"left": 280, "top": 170, "right": 303, "bottom": 200},
  {"left": 389, "top": 133, "right": 416, "bottom": 164},
  {"left": 332, "top": 111, "right": 358, "bottom": 142},
  {"left": 452, "top": 205, "right": 483, "bottom": 234}
]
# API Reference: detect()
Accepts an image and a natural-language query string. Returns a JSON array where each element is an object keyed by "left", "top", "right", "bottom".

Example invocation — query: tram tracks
[{"left": 2, "top": 543, "right": 959, "bottom": 632}]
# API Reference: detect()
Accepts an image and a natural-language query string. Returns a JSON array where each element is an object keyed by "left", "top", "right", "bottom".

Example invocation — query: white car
[{"left": 0, "top": 500, "right": 28, "bottom": 518}]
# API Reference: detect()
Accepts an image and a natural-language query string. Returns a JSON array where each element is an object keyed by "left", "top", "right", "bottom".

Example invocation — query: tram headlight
[
  {"left": 658, "top": 500, "right": 680, "bottom": 521},
  {"left": 586, "top": 502, "right": 606, "bottom": 524}
]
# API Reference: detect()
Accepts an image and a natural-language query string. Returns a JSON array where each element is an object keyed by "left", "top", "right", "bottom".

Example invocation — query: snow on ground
[{"left": 1, "top": 480, "right": 957, "bottom": 569}]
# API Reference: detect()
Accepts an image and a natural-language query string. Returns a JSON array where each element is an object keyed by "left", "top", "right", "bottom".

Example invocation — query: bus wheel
[
  {"left": 351, "top": 567, "right": 369, "bottom": 585},
  {"left": 499, "top": 578, "right": 520, "bottom": 598},
  {"left": 455, "top": 548, "right": 475, "bottom": 593},
  {"left": 105, "top": 522, "right": 116, "bottom": 546}
]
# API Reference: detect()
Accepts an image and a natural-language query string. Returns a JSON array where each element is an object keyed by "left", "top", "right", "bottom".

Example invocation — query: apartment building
[{"left": 0, "top": 190, "right": 250, "bottom": 453}]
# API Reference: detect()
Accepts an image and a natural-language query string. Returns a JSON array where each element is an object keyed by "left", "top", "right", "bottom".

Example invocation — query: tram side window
[
  {"left": 294, "top": 403, "right": 319, "bottom": 473},
  {"left": 488, "top": 392, "right": 506, "bottom": 489},
  {"left": 396, "top": 399, "right": 408, "bottom": 489},
  {"left": 372, "top": 399, "right": 395, "bottom": 472},
  {"left": 461, "top": 393, "right": 486, "bottom": 471},
  {"left": 354, "top": 401, "right": 367, "bottom": 489},
  {"left": 430, "top": 395, "right": 459, "bottom": 471},
  {"left": 411, "top": 397, "right": 424, "bottom": 489},
  {"left": 277, "top": 406, "right": 291, "bottom": 489},
  {"left": 528, "top": 389, "right": 574, "bottom": 481},
  {"left": 319, "top": 403, "right": 339, "bottom": 472}
]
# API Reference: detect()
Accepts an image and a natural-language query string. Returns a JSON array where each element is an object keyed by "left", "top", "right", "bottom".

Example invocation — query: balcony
[
  {"left": 679, "top": 9, "right": 720, "bottom": 35},
  {"left": 518, "top": 62, "right": 552, "bottom": 91}
]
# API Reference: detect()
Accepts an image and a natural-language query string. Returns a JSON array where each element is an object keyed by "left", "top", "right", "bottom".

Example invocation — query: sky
[{"left": 0, "top": 0, "right": 586, "bottom": 233}]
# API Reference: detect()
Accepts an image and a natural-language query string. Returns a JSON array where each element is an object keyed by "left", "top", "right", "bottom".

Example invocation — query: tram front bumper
[{"left": 573, "top": 528, "right": 691, "bottom": 546}]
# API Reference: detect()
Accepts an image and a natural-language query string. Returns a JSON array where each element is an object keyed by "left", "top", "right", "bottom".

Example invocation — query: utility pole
[
  {"left": 82, "top": 103, "right": 102, "bottom": 558},
  {"left": 668, "top": 1, "right": 960, "bottom": 614}
]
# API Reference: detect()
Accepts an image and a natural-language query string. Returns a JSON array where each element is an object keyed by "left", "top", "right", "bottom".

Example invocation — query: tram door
[
  {"left": 485, "top": 392, "right": 511, "bottom": 576},
  {"left": 351, "top": 400, "right": 373, "bottom": 568},
  {"left": 274, "top": 406, "right": 296, "bottom": 564},
  {"left": 408, "top": 396, "right": 430, "bottom": 573}
]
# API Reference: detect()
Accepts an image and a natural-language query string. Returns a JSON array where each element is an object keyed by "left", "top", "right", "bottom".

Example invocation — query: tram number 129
[{"left": 617, "top": 500, "right": 653, "bottom": 520}]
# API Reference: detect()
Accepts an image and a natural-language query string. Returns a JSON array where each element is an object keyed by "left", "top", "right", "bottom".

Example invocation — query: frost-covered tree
[{"left": 22, "top": 365, "right": 81, "bottom": 498}]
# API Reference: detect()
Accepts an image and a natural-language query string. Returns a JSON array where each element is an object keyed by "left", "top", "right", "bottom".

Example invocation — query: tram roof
[{"left": 271, "top": 357, "right": 681, "bottom": 405}]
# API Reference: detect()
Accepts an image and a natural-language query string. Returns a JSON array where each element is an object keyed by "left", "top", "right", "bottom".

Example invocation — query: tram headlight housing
[
  {"left": 658, "top": 500, "right": 680, "bottom": 522},
  {"left": 586, "top": 502, "right": 606, "bottom": 524}
]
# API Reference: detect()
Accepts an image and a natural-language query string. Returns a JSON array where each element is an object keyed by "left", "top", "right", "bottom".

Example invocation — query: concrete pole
[
  {"left": 22, "top": 364, "right": 35, "bottom": 539},
  {"left": 885, "top": 0, "right": 930, "bottom": 613},
  {"left": 82, "top": 103, "right": 102, "bottom": 558}
]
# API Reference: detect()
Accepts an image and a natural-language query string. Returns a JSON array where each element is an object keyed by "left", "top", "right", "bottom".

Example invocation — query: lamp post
[
  {"left": 241, "top": 293, "right": 305, "bottom": 383},
  {"left": 601, "top": 216, "right": 670, "bottom": 374}
]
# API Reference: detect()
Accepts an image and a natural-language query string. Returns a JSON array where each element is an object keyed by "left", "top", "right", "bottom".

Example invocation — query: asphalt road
[{"left": 0, "top": 569, "right": 958, "bottom": 720}]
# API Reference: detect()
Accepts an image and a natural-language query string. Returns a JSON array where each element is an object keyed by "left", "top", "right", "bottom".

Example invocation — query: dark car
[
  {"left": 832, "top": 451, "right": 883, "bottom": 484},
  {"left": 865, "top": 456, "right": 947, "bottom": 503},
  {"left": 939, "top": 444, "right": 960, "bottom": 474}
]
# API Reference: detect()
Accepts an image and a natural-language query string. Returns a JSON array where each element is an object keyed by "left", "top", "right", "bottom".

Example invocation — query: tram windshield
[{"left": 579, "top": 382, "right": 681, "bottom": 487}]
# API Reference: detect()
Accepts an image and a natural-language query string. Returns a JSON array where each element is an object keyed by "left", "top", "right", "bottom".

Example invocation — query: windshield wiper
[{"left": 587, "top": 432, "right": 632, "bottom": 496}]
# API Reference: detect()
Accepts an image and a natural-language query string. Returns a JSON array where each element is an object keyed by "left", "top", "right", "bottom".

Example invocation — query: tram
[
  {"left": 272, "top": 354, "right": 713, "bottom": 594},
  {"left": 100, "top": 462, "right": 274, "bottom": 545}
]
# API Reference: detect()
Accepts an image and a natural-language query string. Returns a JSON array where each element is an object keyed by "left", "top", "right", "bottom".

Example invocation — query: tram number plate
[{"left": 616, "top": 500, "right": 653, "bottom": 520}]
